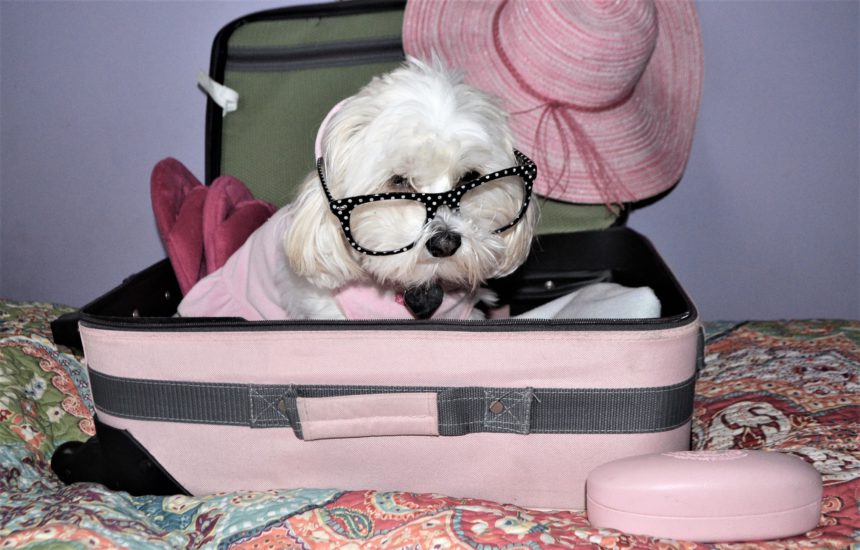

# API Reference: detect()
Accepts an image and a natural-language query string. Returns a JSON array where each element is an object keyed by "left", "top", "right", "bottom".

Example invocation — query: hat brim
[{"left": 403, "top": 0, "right": 703, "bottom": 204}]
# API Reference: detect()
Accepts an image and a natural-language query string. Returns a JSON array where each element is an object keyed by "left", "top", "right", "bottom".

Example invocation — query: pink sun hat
[{"left": 403, "top": 0, "right": 704, "bottom": 205}]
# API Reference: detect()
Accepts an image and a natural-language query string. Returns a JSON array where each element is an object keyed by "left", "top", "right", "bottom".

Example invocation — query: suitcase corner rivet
[
  {"left": 131, "top": 309, "right": 140, "bottom": 318},
  {"left": 489, "top": 400, "right": 505, "bottom": 415},
  {"left": 277, "top": 398, "right": 288, "bottom": 415},
  {"left": 164, "top": 290, "right": 172, "bottom": 301},
  {"left": 544, "top": 280, "right": 555, "bottom": 290}
]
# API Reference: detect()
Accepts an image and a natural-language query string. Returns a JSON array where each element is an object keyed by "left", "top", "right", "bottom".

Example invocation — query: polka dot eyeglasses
[{"left": 317, "top": 149, "right": 537, "bottom": 256}]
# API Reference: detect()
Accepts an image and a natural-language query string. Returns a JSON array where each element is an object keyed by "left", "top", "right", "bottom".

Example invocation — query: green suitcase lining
[{"left": 214, "top": 6, "right": 618, "bottom": 233}]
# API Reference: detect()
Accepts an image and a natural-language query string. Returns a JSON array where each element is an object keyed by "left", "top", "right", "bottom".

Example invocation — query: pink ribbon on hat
[{"left": 491, "top": 0, "right": 635, "bottom": 210}]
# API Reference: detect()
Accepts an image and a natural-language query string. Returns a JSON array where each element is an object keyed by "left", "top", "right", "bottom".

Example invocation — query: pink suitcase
[
  {"left": 51, "top": 0, "right": 702, "bottom": 510},
  {"left": 54, "top": 229, "right": 701, "bottom": 510}
]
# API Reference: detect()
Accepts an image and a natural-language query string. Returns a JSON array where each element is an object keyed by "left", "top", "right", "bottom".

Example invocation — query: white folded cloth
[{"left": 517, "top": 282, "right": 661, "bottom": 320}]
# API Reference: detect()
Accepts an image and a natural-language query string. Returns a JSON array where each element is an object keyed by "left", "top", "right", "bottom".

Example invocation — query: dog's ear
[{"left": 284, "top": 172, "right": 361, "bottom": 289}]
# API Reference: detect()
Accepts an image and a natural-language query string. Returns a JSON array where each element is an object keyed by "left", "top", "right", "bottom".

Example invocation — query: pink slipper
[
  {"left": 202, "top": 176, "right": 276, "bottom": 273},
  {"left": 150, "top": 158, "right": 208, "bottom": 295}
]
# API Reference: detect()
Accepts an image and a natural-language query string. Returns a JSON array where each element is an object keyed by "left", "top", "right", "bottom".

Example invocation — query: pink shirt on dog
[{"left": 178, "top": 207, "right": 475, "bottom": 321}]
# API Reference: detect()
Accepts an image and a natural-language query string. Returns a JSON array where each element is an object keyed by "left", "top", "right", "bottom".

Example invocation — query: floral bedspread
[{"left": 0, "top": 301, "right": 857, "bottom": 549}]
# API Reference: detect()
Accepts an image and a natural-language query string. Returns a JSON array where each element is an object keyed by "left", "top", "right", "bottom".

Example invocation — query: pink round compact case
[{"left": 586, "top": 450, "right": 822, "bottom": 542}]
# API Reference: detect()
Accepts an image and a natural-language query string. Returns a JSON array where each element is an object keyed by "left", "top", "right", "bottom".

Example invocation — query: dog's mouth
[{"left": 402, "top": 282, "right": 444, "bottom": 320}]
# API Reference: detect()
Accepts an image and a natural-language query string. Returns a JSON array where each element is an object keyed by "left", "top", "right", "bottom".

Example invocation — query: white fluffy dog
[
  {"left": 179, "top": 58, "right": 538, "bottom": 320},
  {"left": 284, "top": 59, "right": 537, "bottom": 319}
]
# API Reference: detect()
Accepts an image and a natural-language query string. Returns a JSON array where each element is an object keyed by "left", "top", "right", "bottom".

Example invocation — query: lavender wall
[
  {"left": 1, "top": 0, "right": 858, "bottom": 320},
  {"left": 629, "top": 0, "right": 859, "bottom": 320}
]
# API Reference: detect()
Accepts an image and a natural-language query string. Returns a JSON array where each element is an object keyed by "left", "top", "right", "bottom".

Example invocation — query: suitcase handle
[{"left": 296, "top": 393, "right": 439, "bottom": 440}]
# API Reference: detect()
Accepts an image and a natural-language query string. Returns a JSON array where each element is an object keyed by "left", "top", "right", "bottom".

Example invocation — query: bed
[{"left": 1, "top": 299, "right": 857, "bottom": 548}]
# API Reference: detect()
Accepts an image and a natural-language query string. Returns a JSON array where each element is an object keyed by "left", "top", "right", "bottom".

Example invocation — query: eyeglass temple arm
[{"left": 316, "top": 158, "right": 338, "bottom": 204}]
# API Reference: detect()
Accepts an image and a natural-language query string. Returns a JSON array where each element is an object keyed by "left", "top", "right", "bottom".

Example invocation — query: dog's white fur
[{"left": 280, "top": 58, "right": 537, "bottom": 319}]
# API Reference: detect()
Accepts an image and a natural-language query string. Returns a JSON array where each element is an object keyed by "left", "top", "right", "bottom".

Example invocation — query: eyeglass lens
[{"left": 348, "top": 176, "right": 526, "bottom": 253}]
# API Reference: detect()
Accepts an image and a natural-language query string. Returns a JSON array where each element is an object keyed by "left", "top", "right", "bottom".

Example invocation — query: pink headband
[{"left": 314, "top": 98, "right": 350, "bottom": 160}]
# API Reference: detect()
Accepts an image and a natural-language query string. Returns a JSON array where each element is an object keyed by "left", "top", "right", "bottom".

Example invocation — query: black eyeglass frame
[{"left": 317, "top": 149, "right": 537, "bottom": 256}]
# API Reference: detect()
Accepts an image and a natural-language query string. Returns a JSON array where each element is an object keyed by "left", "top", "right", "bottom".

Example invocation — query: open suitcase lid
[
  {"left": 50, "top": 1, "right": 703, "bottom": 508},
  {"left": 202, "top": 0, "right": 622, "bottom": 234}
]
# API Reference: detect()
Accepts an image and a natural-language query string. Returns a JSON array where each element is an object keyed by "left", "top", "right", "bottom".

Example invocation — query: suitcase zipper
[
  {"left": 225, "top": 37, "right": 403, "bottom": 72},
  {"left": 80, "top": 311, "right": 696, "bottom": 333}
]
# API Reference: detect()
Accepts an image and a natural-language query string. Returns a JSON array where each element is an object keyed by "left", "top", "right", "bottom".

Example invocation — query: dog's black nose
[{"left": 426, "top": 231, "right": 462, "bottom": 257}]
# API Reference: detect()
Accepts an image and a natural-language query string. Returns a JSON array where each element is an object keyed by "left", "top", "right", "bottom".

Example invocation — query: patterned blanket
[{"left": 0, "top": 301, "right": 857, "bottom": 549}]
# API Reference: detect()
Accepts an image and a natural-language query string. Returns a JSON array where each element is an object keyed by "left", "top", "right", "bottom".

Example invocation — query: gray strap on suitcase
[{"left": 88, "top": 369, "right": 696, "bottom": 439}]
